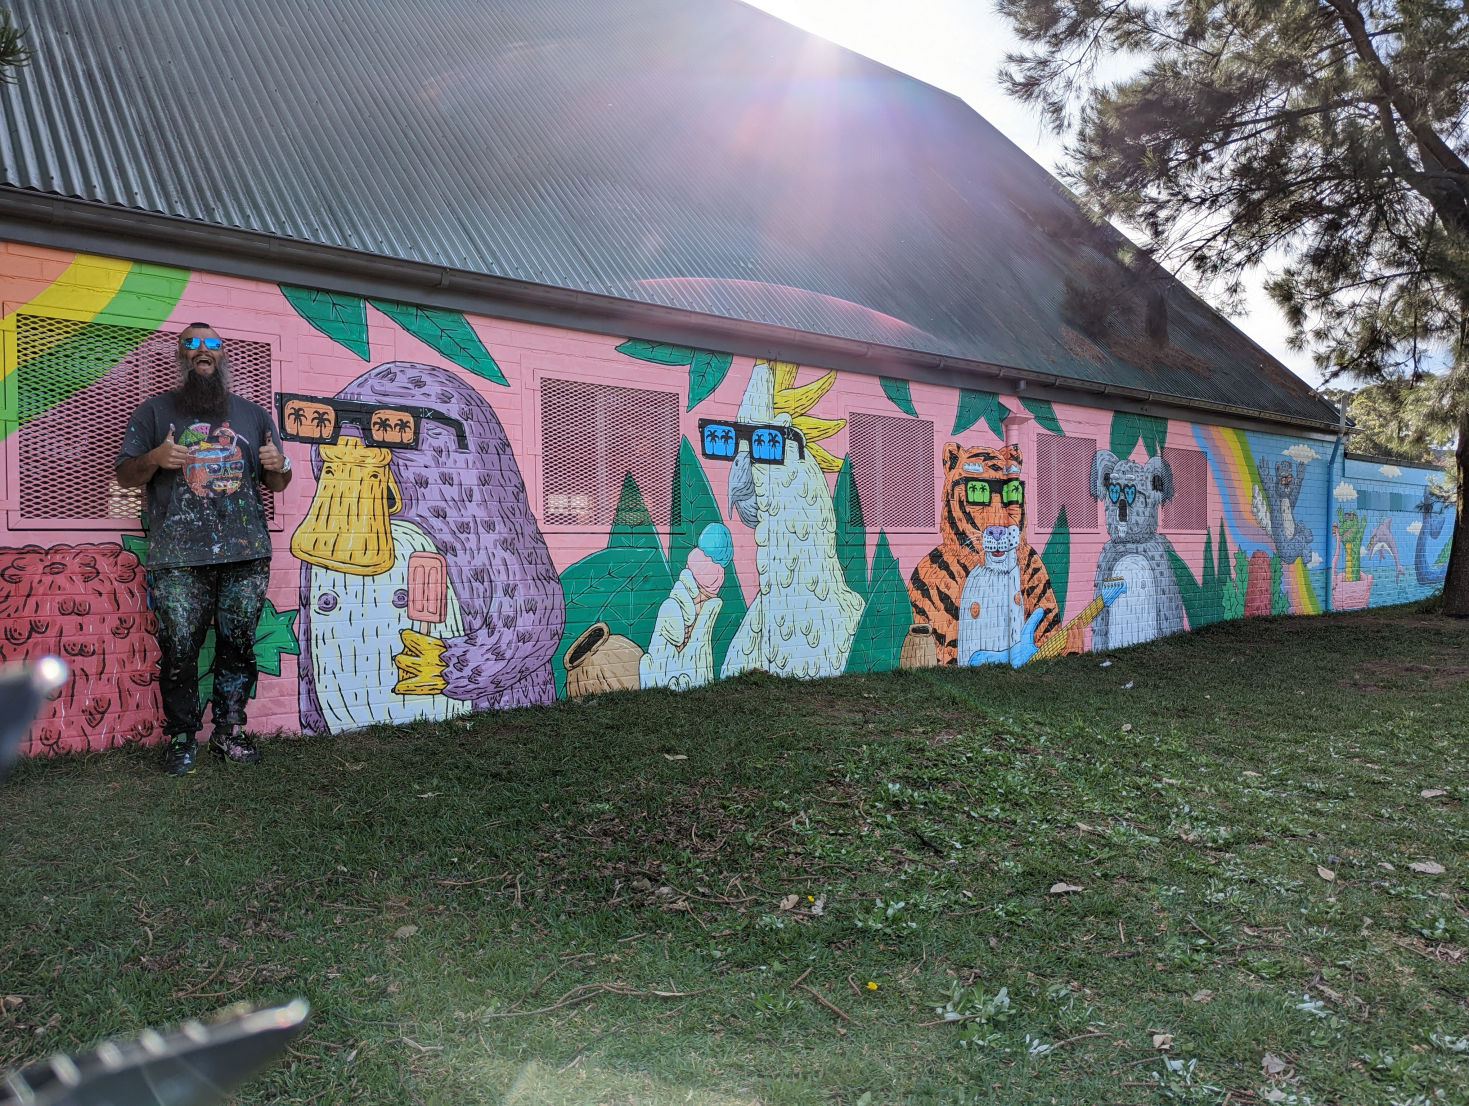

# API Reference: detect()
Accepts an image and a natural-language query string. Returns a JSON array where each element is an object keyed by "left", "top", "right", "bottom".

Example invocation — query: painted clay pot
[
  {"left": 563, "top": 621, "right": 643, "bottom": 696},
  {"left": 899, "top": 624, "right": 939, "bottom": 669}
]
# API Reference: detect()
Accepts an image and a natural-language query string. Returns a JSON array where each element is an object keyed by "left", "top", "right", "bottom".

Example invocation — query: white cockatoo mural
[{"left": 720, "top": 361, "right": 865, "bottom": 679}]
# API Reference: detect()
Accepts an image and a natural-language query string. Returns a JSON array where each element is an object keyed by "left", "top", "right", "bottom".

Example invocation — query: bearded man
[{"left": 116, "top": 323, "right": 292, "bottom": 774}]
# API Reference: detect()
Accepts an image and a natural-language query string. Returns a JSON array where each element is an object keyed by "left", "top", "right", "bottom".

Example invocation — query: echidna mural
[{"left": 288, "top": 362, "right": 564, "bottom": 734}]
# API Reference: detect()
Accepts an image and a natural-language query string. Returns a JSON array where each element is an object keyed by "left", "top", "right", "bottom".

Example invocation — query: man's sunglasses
[
  {"left": 698, "top": 419, "right": 806, "bottom": 465},
  {"left": 275, "top": 393, "right": 469, "bottom": 451},
  {"left": 966, "top": 478, "right": 1023, "bottom": 506},
  {"left": 181, "top": 336, "right": 223, "bottom": 350},
  {"left": 1106, "top": 482, "right": 1138, "bottom": 505}
]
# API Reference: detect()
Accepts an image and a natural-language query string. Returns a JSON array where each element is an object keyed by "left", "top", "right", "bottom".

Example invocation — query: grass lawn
[{"left": 2, "top": 604, "right": 1466, "bottom": 1105}]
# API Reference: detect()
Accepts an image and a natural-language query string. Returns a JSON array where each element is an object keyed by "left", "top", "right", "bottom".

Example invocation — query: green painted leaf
[
  {"left": 1167, "top": 548, "right": 1208, "bottom": 632},
  {"left": 253, "top": 600, "right": 301, "bottom": 677},
  {"left": 1269, "top": 556, "right": 1290, "bottom": 615},
  {"left": 832, "top": 456, "right": 869, "bottom": 600},
  {"left": 1020, "top": 397, "right": 1063, "bottom": 435},
  {"left": 953, "top": 389, "right": 1010, "bottom": 439},
  {"left": 845, "top": 533, "right": 908, "bottom": 673},
  {"left": 686, "top": 349, "right": 733, "bottom": 411},
  {"left": 1039, "top": 504, "right": 1070, "bottom": 618},
  {"left": 615, "top": 339, "right": 697, "bottom": 366},
  {"left": 121, "top": 533, "right": 149, "bottom": 566},
  {"left": 667, "top": 437, "right": 746, "bottom": 675},
  {"left": 196, "top": 629, "right": 217, "bottom": 709},
  {"left": 552, "top": 543, "right": 671, "bottom": 699},
  {"left": 279, "top": 284, "right": 370, "bottom": 359},
  {"left": 607, "top": 472, "right": 665, "bottom": 556},
  {"left": 880, "top": 377, "right": 918, "bottom": 417},
  {"left": 1109, "top": 412, "right": 1168, "bottom": 459},
  {"left": 368, "top": 299, "right": 508, "bottom": 385}
]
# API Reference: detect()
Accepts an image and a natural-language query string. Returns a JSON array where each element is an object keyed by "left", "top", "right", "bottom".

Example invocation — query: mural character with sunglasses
[
  {"left": 1089, "top": 449, "right": 1186, "bottom": 650},
  {"left": 282, "top": 363, "right": 563, "bottom": 735},
  {"left": 115, "top": 323, "right": 292, "bottom": 774}
]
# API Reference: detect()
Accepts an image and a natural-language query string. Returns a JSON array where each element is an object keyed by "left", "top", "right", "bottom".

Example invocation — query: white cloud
[
  {"left": 1307, "top": 551, "right": 1323, "bottom": 568},
  {"left": 1378, "top": 464, "right": 1402, "bottom": 478},
  {"left": 1333, "top": 481, "right": 1358, "bottom": 502},
  {"left": 1284, "top": 445, "right": 1321, "bottom": 463},
  {"left": 1407, "top": 521, "right": 1423, "bottom": 535}
]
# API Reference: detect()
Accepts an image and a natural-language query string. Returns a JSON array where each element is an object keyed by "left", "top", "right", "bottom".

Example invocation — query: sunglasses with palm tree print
[{"left": 275, "top": 394, "right": 469, "bottom": 450}]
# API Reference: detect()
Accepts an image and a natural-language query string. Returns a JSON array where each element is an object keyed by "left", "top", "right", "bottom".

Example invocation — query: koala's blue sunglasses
[
  {"left": 1107, "top": 482, "right": 1137, "bottom": 505},
  {"left": 181, "top": 336, "right": 223, "bottom": 350}
]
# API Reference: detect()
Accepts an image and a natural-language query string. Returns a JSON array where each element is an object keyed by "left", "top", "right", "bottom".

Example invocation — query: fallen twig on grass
[
  {"left": 169, "top": 953, "right": 227, "bottom": 1000},
  {"left": 799, "top": 984, "right": 855, "bottom": 1024}
]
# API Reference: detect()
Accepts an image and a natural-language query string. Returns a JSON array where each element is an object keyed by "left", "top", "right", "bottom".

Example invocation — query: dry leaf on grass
[
  {"left": 1048, "top": 882, "right": 1083, "bottom": 894},
  {"left": 663, "top": 754, "right": 687, "bottom": 761},
  {"left": 1317, "top": 866, "right": 1336, "bottom": 882},
  {"left": 1191, "top": 989, "right": 1214, "bottom": 1004},
  {"left": 1378, "top": 862, "right": 1395, "bottom": 871},
  {"left": 1151, "top": 1033, "right": 1173, "bottom": 1050},
  {"left": 1262, "top": 1052, "right": 1288, "bottom": 1076},
  {"left": 778, "top": 894, "right": 799, "bottom": 910},
  {"left": 1121, "top": 723, "right": 1133, "bottom": 733},
  {"left": 1420, "top": 788, "right": 1446, "bottom": 798},
  {"left": 1409, "top": 860, "right": 1446, "bottom": 875},
  {"left": 393, "top": 925, "right": 419, "bottom": 940}
]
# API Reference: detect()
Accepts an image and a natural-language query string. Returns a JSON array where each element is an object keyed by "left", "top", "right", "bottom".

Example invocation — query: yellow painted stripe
[{"left": 0, "top": 253, "right": 135, "bottom": 384}]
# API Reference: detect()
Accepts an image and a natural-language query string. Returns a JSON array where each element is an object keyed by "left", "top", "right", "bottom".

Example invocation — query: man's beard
[{"left": 175, "top": 367, "right": 229, "bottom": 420}]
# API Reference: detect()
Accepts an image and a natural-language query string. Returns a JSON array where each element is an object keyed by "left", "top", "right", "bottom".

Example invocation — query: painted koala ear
[
  {"left": 1090, "top": 449, "right": 1119, "bottom": 500},
  {"left": 1142, "top": 453, "right": 1175, "bottom": 502}
]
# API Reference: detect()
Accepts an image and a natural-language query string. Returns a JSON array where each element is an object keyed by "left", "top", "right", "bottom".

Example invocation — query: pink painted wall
[{"left": 0, "top": 245, "right": 1452, "bottom": 755}]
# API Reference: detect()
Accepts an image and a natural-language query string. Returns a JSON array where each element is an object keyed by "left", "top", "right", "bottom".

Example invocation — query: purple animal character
[{"left": 288, "top": 362, "right": 564, "bottom": 734}]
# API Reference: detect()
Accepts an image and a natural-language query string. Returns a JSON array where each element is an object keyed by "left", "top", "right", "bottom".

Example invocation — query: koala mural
[
  {"left": 1089, "top": 450, "right": 1187, "bottom": 649},
  {"left": 1250, "top": 458, "right": 1313, "bottom": 565}
]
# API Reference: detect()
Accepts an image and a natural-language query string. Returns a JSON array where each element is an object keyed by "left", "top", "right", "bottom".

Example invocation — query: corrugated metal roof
[{"left": 0, "top": 0, "right": 1338, "bottom": 425}]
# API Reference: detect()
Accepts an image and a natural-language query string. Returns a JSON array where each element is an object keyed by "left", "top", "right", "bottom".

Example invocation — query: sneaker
[
  {"left": 164, "top": 734, "right": 198, "bottom": 776},
  {"left": 210, "top": 726, "right": 261, "bottom": 764}
]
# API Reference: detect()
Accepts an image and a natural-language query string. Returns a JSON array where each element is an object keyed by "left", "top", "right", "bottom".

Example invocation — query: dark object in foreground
[
  {"left": 0, "top": 657, "right": 68, "bottom": 785},
  {"left": 0, "top": 999, "right": 310, "bottom": 1106}
]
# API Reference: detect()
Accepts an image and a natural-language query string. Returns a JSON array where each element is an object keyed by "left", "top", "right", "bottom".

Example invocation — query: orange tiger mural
[{"left": 907, "top": 443, "right": 1077, "bottom": 666}]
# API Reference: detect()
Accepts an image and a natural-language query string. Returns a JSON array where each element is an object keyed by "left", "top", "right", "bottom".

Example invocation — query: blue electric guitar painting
[{"left": 969, "top": 578, "right": 1127, "bottom": 668}]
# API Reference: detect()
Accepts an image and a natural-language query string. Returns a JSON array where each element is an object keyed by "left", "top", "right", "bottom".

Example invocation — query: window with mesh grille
[
  {"left": 847, "top": 412, "right": 935, "bottom": 529},
  {"left": 15, "top": 316, "right": 276, "bottom": 524},
  {"left": 540, "top": 378, "right": 680, "bottom": 528},
  {"left": 1033, "top": 433, "right": 1098, "bottom": 532},
  {"left": 1159, "top": 447, "right": 1208, "bottom": 531}
]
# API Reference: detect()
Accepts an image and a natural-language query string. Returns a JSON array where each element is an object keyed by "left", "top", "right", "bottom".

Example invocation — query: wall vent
[
  {"left": 1160, "top": 447, "right": 1209, "bottom": 531},
  {"left": 848, "top": 412, "right": 934, "bottom": 529},
  {"left": 15, "top": 316, "right": 275, "bottom": 525},
  {"left": 540, "top": 377, "right": 680, "bottom": 528},
  {"left": 1033, "top": 432, "right": 1098, "bottom": 532}
]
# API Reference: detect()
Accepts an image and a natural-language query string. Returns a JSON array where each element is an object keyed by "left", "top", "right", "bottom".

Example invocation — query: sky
[{"left": 741, "top": 0, "right": 1321, "bottom": 387}]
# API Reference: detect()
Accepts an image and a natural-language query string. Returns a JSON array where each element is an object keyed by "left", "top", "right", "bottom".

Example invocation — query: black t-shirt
[{"left": 116, "top": 392, "right": 280, "bottom": 569}]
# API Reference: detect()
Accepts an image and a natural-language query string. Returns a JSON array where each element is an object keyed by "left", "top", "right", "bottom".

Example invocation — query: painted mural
[
  {"left": 1089, "top": 449, "right": 1185, "bottom": 649},
  {"left": 0, "top": 242, "right": 1456, "bottom": 755},
  {"left": 907, "top": 442, "right": 1072, "bottom": 667},
  {"left": 285, "top": 362, "right": 563, "bottom": 733}
]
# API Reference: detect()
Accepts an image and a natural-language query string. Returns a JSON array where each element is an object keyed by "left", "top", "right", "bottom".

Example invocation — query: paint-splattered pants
[{"left": 149, "top": 558, "right": 270, "bottom": 737}]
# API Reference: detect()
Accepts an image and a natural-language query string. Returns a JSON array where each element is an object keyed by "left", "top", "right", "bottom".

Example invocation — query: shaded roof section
[{"left": 0, "top": 0, "right": 1337, "bottom": 425}]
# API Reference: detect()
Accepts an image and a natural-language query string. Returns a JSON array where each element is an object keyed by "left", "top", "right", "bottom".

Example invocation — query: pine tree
[{"left": 996, "top": 0, "right": 1469, "bottom": 615}]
